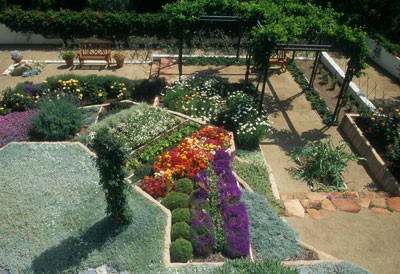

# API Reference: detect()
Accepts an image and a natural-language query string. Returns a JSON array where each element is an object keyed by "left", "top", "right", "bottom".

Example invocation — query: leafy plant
[
  {"left": 91, "top": 127, "right": 132, "bottom": 225},
  {"left": 172, "top": 208, "right": 191, "bottom": 224},
  {"left": 289, "top": 139, "right": 357, "bottom": 191},
  {"left": 170, "top": 238, "right": 193, "bottom": 263},
  {"left": 174, "top": 178, "right": 194, "bottom": 194},
  {"left": 60, "top": 51, "right": 75, "bottom": 60},
  {"left": 30, "top": 96, "right": 83, "bottom": 141},
  {"left": 161, "top": 192, "right": 190, "bottom": 211},
  {"left": 171, "top": 221, "right": 191, "bottom": 241}
]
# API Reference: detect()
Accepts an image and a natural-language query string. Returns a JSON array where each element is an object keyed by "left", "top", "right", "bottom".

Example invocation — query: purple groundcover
[
  {"left": 213, "top": 149, "right": 250, "bottom": 258},
  {"left": 0, "top": 110, "right": 37, "bottom": 148}
]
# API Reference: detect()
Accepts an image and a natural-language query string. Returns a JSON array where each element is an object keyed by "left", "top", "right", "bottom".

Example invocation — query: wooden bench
[
  {"left": 269, "top": 51, "right": 290, "bottom": 72},
  {"left": 78, "top": 41, "right": 112, "bottom": 66}
]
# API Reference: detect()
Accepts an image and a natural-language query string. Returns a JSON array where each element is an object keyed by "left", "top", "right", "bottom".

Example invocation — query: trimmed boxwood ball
[
  {"left": 171, "top": 221, "right": 191, "bottom": 241},
  {"left": 161, "top": 192, "right": 189, "bottom": 211},
  {"left": 174, "top": 178, "right": 194, "bottom": 194},
  {"left": 170, "top": 238, "right": 193, "bottom": 263},
  {"left": 172, "top": 208, "right": 191, "bottom": 224}
]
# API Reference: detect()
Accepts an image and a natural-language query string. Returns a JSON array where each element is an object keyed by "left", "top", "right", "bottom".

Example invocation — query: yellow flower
[
  {"left": 98, "top": 92, "right": 103, "bottom": 97},
  {"left": 122, "top": 87, "right": 127, "bottom": 91},
  {"left": 78, "top": 94, "right": 83, "bottom": 99},
  {"left": 378, "top": 107, "right": 383, "bottom": 111},
  {"left": 76, "top": 89, "right": 80, "bottom": 92},
  {"left": 111, "top": 85, "right": 114, "bottom": 89},
  {"left": 58, "top": 80, "right": 62, "bottom": 83}
]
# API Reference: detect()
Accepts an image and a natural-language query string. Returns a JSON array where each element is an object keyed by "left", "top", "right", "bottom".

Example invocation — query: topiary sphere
[
  {"left": 171, "top": 221, "right": 191, "bottom": 241},
  {"left": 170, "top": 238, "right": 193, "bottom": 263},
  {"left": 174, "top": 178, "right": 194, "bottom": 194},
  {"left": 161, "top": 192, "right": 189, "bottom": 211},
  {"left": 172, "top": 208, "right": 191, "bottom": 224}
]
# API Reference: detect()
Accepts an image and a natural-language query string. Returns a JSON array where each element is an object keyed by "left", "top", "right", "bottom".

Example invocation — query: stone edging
[
  {"left": 280, "top": 191, "right": 400, "bottom": 218},
  {"left": 339, "top": 114, "right": 400, "bottom": 196}
]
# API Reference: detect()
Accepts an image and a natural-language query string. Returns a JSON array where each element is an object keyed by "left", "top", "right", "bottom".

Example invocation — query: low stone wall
[{"left": 339, "top": 114, "right": 400, "bottom": 196}]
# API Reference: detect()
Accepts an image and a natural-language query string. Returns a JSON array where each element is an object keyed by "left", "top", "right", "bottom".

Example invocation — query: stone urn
[{"left": 11, "top": 50, "right": 23, "bottom": 63}]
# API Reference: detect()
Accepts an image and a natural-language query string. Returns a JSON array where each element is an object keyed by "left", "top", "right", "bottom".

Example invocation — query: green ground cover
[{"left": 0, "top": 143, "right": 166, "bottom": 273}]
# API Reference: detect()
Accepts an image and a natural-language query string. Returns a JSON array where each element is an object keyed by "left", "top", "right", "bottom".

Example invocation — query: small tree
[{"left": 91, "top": 127, "right": 132, "bottom": 224}]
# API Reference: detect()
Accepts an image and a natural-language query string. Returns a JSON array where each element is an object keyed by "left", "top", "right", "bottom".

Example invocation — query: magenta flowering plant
[{"left": 0, "top": 110, "right": 37, "bottom": 148}]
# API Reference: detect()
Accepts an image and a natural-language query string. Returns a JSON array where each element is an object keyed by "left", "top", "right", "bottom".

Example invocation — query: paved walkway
[{"left": 258, "top": 69, "right": 400, "bottom": 274}]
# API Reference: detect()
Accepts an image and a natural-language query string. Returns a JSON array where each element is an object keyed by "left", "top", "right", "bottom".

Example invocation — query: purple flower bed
[
  {"left": 190, "top": 209, "right": 216, "bottom": 256},
  {"left": 213, "top": 149, "right": 250, "bottom": 258},
  {"left": 0, "top": 110, "right": 37, "bottom": 148}
]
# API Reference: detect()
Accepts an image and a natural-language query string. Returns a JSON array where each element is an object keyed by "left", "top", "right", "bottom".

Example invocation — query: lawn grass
[{"left": 0, "top": 143, "right": 167, "bottom": 273}]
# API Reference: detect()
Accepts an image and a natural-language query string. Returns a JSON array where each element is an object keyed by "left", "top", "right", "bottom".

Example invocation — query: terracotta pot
[
  {"left": 65, "top": 59, "right": 74, "bottom": 67},
  {"left": 12, "top": 56, "right": 23, "bottom": 63},
  {"left": 116, "top": 59, "right": 124, "bottom": 68}
]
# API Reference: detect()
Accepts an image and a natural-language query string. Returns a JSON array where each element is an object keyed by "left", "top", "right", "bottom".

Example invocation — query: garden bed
[{"left": 339, "top": 114, "right": 400, "bottom": 196}]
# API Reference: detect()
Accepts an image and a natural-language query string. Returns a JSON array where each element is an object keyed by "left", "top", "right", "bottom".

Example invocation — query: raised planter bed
[{"left": 339, "top": 114, "right": 400, "bottom": 196}]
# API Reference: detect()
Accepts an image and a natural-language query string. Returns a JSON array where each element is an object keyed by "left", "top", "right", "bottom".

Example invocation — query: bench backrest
[{"left": 79, "top": 41, "right": 111, "bottom": 56}]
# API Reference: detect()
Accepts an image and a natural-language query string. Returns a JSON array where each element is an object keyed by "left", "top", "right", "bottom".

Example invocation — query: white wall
[
  {"left": 321, "top": 52, "right": 376, "bottom": 112},
  {"left": 0, "top": 23, "right": 62, "bottom": 45},
  {"left": 366, "top": 37, "right": 400, "bottom": 80}
]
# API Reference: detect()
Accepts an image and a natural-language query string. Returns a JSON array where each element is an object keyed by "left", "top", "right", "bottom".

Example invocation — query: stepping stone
[
  {"left": 360, "top": 191, "right": 375, "bottom": 200},
  {"left": 387, "top": 197, "right": 400, "bottom": 212},
  {"left": 331, "top": 198, "right": 361, "bottom": 213},
  {"left": 284, "top": 199, "right": 305, "bottom": 218},
  {"left": 307, "top": 208, "right": 325, "bottom": 219},
  {"left": 305, "top": 192, "right": 327, "bottom": 201},
  {"left": 354, "top": 198, "right": 371, "bottom": 208},
  {"left": 321, "top": 198, "right": 336, "bottom": 212},
  {"left": 371, "top": 207, "right": 391, "bottom": 215},
  {"left": 300, "top": 198, "right": 310, "bottom": 208},
  {"left": 371, "top": 198, "right": 387, "bottom": 208}
]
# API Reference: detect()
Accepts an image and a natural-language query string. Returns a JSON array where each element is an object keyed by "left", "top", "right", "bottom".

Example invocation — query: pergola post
[
  {"left": 244, "top": 49, "right": 251, "bottom": 89},
  {"left": 308, "top": 51, "right": 321, "bottom": 89},
  {"left": 332, "top": 57, "right": 356, "bottom": 122},
  {"left": 236, "top": 19, "right": 242, "bottom": 61},
  {"left": 259, "top": 61, "right": 270, "bottom": 113},
  {"left": 178, "top": 34, "right": 183, "bottom": 81}
]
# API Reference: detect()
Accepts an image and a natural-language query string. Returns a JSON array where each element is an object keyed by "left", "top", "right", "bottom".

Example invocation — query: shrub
[
  {"left": 0, "top": 110, "right": 37, "bottom": 148},
  {"left": 161, "top": 192, "right": 189, "bottom": 211},
  {"left": 171, "top": 221, "right": 191, "bottom": 241},
  {"left": 289, "top": 139, "right": 357, "bottom": 191},
  {"left": 30, "top": 96, "right": 83, "bottom": 141},
  {"left": 90, "top": 127, "right": 132, "bottom": 225},
  {"left": 242, "top": 190, "right": 302, "bottom": 260},
  {"left": 170, "top": 238, "right": 193, "bottom": 263},
  {"left": 172, "top": 208, "right": 191, "bottom": 224},
  {"left": 174, "top": 178, "right": 194, "bottom": 194},
  {"left": 0, "top": 87, "right": 36, "bottom": 113}
]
